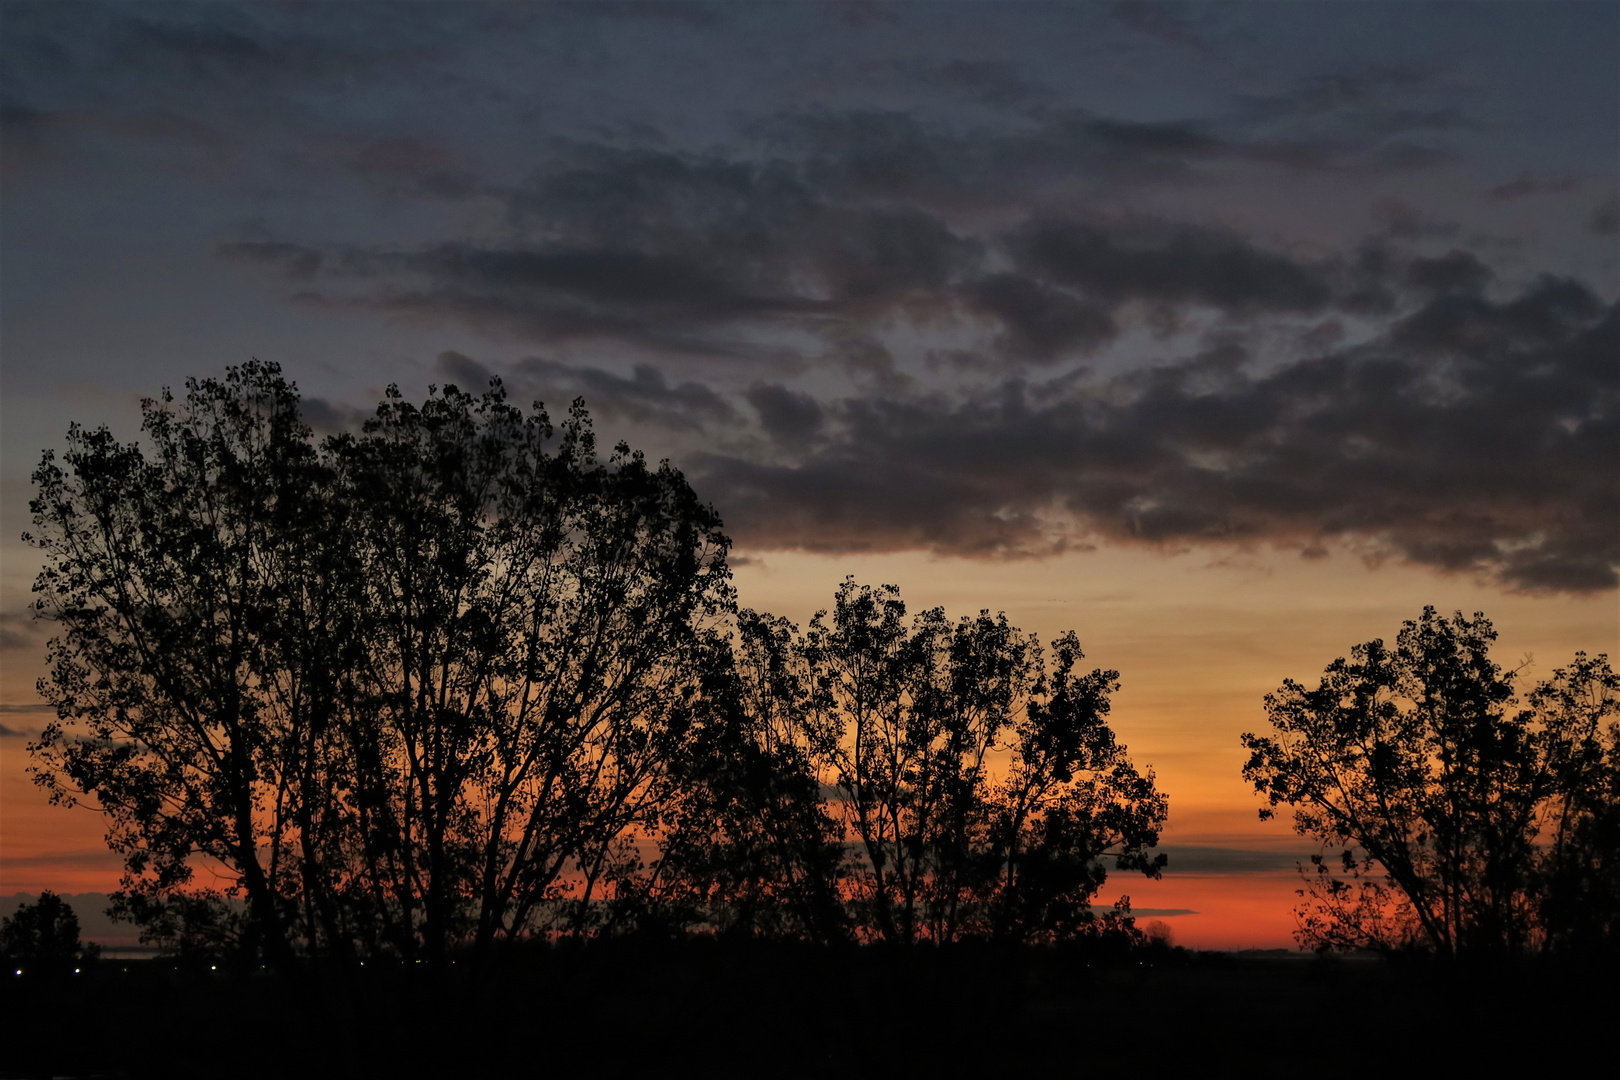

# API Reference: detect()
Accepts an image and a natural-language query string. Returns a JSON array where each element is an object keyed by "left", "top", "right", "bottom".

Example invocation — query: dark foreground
[{"left": 4, "top": 943, "right": 1615, "bottom": 1079}]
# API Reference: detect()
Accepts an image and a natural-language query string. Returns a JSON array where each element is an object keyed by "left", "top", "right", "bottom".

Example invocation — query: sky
[{"left": 1, "top": 0, "right": 1616, "bottom": 949}]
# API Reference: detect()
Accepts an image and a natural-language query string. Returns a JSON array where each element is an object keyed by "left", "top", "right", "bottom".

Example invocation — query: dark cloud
[
  {"left": 747, "top": 384, "right": 826, "bottom": 451},
  {"left": 1405, "top": 250, "right": 1492, "bottom": 297},
  {"left": 934, "top": 59, "right": 1049, "bottom": 110},
  {"left": 217, "top": 241, "right": 325, "bottom": 280},
  {"left": 1108, "top": 1, "right": 1214, "bottom": 55},
  {"left": 1015, "top": 219, "right": 1334, "bottom": 314},
  {"left": 693, "top": 279, "right": 1617, "bottom": 593},
  {"left": 292, "top": 136, "right": 480, "bottom": 200},
  {"left": 1487, "top": 172, "right": 1579, "bottom": 202},
  {"left": 439, "top": 351, "right": 740, "bottom": 434},
  {"left": 1157, "top": 846, "right": 1310, "bottom": 874},
  {"left": 0, "top": 613, "right": 41, "bottom": 652},
  {"left": 961, "top": 274, "right": 1117, "bottom": 361},
  {"left": 218, "top": 196, "right": 1390, "bottom": 366},
  {"left": 1591, "top": 195, "right": 1619, "bottom": 236},
  {"left": 299, "top": 396, "right": 370, "bottom": 434}
]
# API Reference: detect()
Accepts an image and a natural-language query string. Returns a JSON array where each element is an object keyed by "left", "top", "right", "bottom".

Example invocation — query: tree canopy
[
  {"left": 27, "top": 363, "right": 732, "bottom": 969},
  {"left": 1242, "top": 607, "right": 1619, "bottom": 957},
  {"left": 26, "top": 362, "right": 1162, "bottom": 970},
  {"left": 0, "top": 892, "right": 97, "bottom": 975}
]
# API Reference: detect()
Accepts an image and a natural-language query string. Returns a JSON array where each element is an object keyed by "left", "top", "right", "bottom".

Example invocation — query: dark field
[{"left": 4, "top": 945, "right": 1614, "bottom": 1079}]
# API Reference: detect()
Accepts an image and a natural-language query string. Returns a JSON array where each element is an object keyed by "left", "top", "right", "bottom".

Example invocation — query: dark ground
[{"left": 3, "top": 943, "right": 1614, "bottom": 1078}]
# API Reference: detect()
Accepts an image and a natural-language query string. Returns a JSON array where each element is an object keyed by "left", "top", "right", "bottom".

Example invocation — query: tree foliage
[
  {"left": 27, "top": 362, "right": 732, "bottom": 970},
  {"left": 26, "top": 363, "right": 1164, "bottom": 967},
  {"left": 780, "top": 580, "right": 1164, "bottom": 944},
  {"left": 1, "top": 893, "right": 98, "bottom": 975},
  {"left": 1242, "top": 607, "right": 1619, "bottom": 957}
]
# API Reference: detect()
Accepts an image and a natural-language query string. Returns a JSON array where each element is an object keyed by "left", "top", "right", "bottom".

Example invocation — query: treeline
[
  {"left": 25, "top": 363, "right": 1165, "bottom": 974},
  {"left": 25, "top": 363, "right": 1620, "bottom": 972}
]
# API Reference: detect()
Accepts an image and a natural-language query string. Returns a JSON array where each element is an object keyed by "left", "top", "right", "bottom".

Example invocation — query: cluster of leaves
[
  {"left": 26, "top": 362, "right": 1164, "bottom": 971},
  {"left": 1243, "top": 608, "right": 1619, "bottom": 958}
]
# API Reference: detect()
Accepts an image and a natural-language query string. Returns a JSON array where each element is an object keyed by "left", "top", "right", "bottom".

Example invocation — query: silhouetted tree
[
  {"left": 605, "top": 613, "right": 849, "bottom": 942},
  {"left": 1531, "top": 653, "right": 1620, "bottom": 955},
  {"left": 27, "top": 364, "right": 331, "bottom": 970},
  {"left": 27, "top": 362, "right": 732, "bottom": 971},
  {"left": 324, "top": 383, "right": 732, "bottom": 965},
  {"left": 1242, "top": 607, "right": 1619, "bottom": 957},
  {"left": 1, "top": 893, "right": 98, "bottom": 975},
  {"left": 982, "top": 632, "right": 1168, "bottom": 944},
  {"left": 800, "top": 580, "right": 1165, "bottom": 944}
]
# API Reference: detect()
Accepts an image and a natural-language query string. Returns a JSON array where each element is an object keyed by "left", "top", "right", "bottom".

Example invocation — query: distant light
[
  {"left": 211, "top": 965, "right": 217, "bottom": 971},
  {"left": 13, "top": 969, "right": 20, "bottom": 976},
  {"left": 74, "top": 968, "right": 80, "bottom": 974}
]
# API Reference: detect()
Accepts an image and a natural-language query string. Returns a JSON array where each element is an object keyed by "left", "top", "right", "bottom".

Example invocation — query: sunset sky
[{"left": 2, "top": 1, "right": 1615, "bottom": 949}]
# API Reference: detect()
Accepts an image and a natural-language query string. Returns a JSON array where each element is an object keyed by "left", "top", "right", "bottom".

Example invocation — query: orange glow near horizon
[{"left": 3, "top": 542, "right": 1616, "bottom": 949}]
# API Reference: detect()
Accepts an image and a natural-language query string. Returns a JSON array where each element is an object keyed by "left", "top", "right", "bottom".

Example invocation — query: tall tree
[
  {"left": 1529, "top": 653, "right": 1620, "bottom": 955},
  {"left": 800, "top": 580, "right": 1165, "bottom": 945},
  {"left": 328, "top": 383, "right": 733, "bottom": 963},
  {"left": 27, "top": 364, "right": 733, "bottom": 970},
  {"left": 27, "top": 363, "right": 330, "bottom": 969},
  {"left": 984, "top": 631, "right": 1168, "bottom": 944},
  {"left": 1242, "top": 607, "right": 1619, "bottom": 956}
]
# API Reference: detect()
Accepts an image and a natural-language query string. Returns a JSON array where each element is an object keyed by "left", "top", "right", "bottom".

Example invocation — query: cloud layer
[{"left": 5, "top": 2, "right": 1616, "bottom": 594}]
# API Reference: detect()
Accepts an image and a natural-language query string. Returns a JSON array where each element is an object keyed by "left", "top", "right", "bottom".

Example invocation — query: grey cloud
[
  {"left": 297, "top": 396, "right": 368, "bottom": 435},
  {"left": 1157, "top": 846, "right": 1311, "bottom": 874},
  {"left": 962, "top": 274, "right": 1117, "bottom": 362},
  {"left": 935, "top": 59, "right": 1049, "bottom": 109},
  {"left": 218, "top": 145, "right": 984, "bottom": 350},
  {"left": 293, "top": 136, "right": 480, "bottom": 200},
  {"left": 747, "top": 384, "right": 825, "bottom": 450},
  {"left": 694, "top": 279, "right": 1617, "bottom": 593},
  {"left": 436, "top": 349, "right": 498, "bottom": 391},
  {"left": 1108, "top": 1, "right": 1214, "bottom": 54},
  {"left": 438, "top": 352, "right": 740, "bottom": 434},
  {"left": 218, "top": 241, "right": 325, "bottom": 279},
  {"left": 1487, "top": 172, "right": 1579, "bottom": 202},
  {"left": 1591, "top": 195, "right": 1619, "bottom": 236},
  {"left": 0, "top": 613, "right": 41, "bottom": 652},
  {"left": 1405, "top": 250, "right": 1492, "bottom": 297},
  {"left": 218, "top": 202, "right": 1381, "bottom": 366},
  {"left": 207, "top": 92, "right": 1481, "bottom": 360},
  {"left": 1016, "top": 219, "right": 1334, "bottom": 314},
  {"left": 404, "top": 246, "right": 787, "bottom": 319}
]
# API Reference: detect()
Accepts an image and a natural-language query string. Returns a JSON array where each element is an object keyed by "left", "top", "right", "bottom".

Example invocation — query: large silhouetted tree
[
  {"left": 1242, "top": 607, "right": 1619, "bottom": 957},
  {"left": 326, "top": 383, "right": 732, "bottom": 964},
  {"left": 27, "top": 364, "right": 329, "bottom": 970},
  {"left": 27, "top": 362, "right": 732, "bottom": 970},
  {"left": 800, "top": 580, "right": 1165, "bottom": 945}
]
